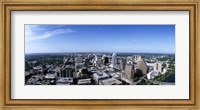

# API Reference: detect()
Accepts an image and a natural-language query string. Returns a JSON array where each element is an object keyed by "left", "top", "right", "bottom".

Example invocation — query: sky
[{"left": 25, "top": 25, "right": 175, "bottom": 54}]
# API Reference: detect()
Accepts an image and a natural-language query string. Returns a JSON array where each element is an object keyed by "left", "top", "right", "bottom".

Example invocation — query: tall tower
[
  {"left": 63, "top": 57, "right": 67, "bottom": 64},
  {"left": 125, "top": 64, "right": 135, "bottom": 82},
  {"left": 154, "top": 62, "right": 162, "bottom": 73},
  {"left": 112, "top": 53, "right": 117, "bottom": 68},
  {"left": 134, "top": 55, "right": 141, "bottom": 62},
  {"left": 118, "top": 58, "right": 126, "bottom": 70},
  {"left": 103, "top": 56, "right": 109, "bottom": 66},
  {"left": 137, "top": 58, "right": 148, "bottom": 75},
  {"left": 93, "top": 54, "right": 98, "bottom": 66}
]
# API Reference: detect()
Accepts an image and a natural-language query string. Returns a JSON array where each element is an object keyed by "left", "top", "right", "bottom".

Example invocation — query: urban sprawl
[{"left": 25, "top": 53, "right": 175, "bottom": 85}]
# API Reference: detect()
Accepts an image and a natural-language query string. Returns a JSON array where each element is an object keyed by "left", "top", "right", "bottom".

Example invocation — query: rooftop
[
  {"left": 93, "top": 71, "right": 109, "bottom": 79},
  {"left": 100, "top": 78, "right": 122, "bottom": 85}
]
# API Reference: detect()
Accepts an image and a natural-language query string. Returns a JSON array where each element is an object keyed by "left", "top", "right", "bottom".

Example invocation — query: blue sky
[{"left": 25, "top": 25, "right": 175, "bottom": 54}]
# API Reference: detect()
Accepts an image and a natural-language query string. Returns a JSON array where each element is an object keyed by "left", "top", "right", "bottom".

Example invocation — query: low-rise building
[
  {"left": 77, "top": 78, "right": 92, "bottom": 85},
  {"left": 45, "top": 73, "right": 57, "bottom": 79},
  {"left": 147, "top": 70, "right": 160, "bottom": 79},
  {"left": 99, "top": 77, "right": 122, "bottom": 85},
  {"left": 56, "top": 78, "right": 73, "bottom": 85},
  {"left": 93, "top": 71, "right": 110, "bottom": 84}
]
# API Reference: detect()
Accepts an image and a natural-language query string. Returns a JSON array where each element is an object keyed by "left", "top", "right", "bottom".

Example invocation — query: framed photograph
[{"left": 1, "top": 0, "right": 199, "bottom": 108}]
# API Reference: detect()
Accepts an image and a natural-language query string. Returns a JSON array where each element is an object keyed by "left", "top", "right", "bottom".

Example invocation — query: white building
[
  {"left": 134, "top": 55, "right": 141, "bottom": 62},
  {"left": 162, "top": 68, "right": 168, "bottom": 74},
  {"left": 99, "top": 77, "right": 122, "bottom": 85},
  {"left": 154, "top": 62, "right": 162, "bottom": 73},
  {"left": 146, "top": 63, "right": 155, "bottom": 72},
  {"left": 147, "top": 70, "right": 160, "bottom": 79},
  {"left": 93, "top": 71, "right": 110, "bottom": 84},
  {"left": 45, "top": 73, "right": 57, "bottom": 79},
  {"left": 77, "top": 78, "right": 91, "bottom": 85},
  {"left": 56, "top": 78, "right": 73, "bottom": 85},
  {"left": 110, "top": 72, "right": 122, "bottom": 79},
  {"left": 63, "top": 57, "right": 68, "bottom": 64},
  {"left": 111, "top": 53, "right": 117, "bottom": 68},
  {"left": 93, "top": 54, "right": 101, "bottom": 66}
]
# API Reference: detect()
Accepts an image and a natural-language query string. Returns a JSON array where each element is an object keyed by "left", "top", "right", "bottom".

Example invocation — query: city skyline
[{"left": 25, "top": 25, "right": 175, "bottom": 54}]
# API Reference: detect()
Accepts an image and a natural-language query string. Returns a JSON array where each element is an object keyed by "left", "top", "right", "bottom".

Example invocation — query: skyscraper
[
  {"left": 111, "top": 53, "right": 117, "bottom": 68},
  {"left": 134, "top": 55, "right": 141, "bottom": 62},
  {"left": 124, "top": 64, "right": 135, "bottom": 82},
  {"left": 154, "top": 62, "right": 162, "bottom": 73},
  {"left": 93, "top": 54, "right": 101, "bottom": 66},
  {"left": 84, "top": 58, "right": 91, "bottom": 67},
  {"left": 63, "top": 57, "right": 68, "bottom": 64},
  {"left": 136, "top": 58, "right": 148, "bottom": 75},
  {"left": 103, "top": 56, "right": 109, "bottom": 66},
  {"left": 119, "top": 58, "right": 126, "bottom": 70},
  {"left": 61, "top": 66, "right": 75, "bottom": 78}
]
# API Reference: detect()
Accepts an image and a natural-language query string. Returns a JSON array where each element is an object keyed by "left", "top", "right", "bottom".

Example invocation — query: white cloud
[{"left": 25, "top": 25, "right": 74, "bottom": 42}]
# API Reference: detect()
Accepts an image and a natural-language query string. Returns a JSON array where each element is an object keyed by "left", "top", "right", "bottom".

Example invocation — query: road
[
  {"left": 132, "top": 74, "right": 147, "bottom": 85},
  {"left": 150, "top": 80, "right": 175, "bottom": 85}
]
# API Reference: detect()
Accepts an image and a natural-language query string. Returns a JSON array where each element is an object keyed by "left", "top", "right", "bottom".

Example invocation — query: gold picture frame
[{"left": 0, "top": 0, "right": 199, "bottom": 109}]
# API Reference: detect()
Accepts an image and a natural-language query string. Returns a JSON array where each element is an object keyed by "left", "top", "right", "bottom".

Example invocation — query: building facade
[
  {"left": 136, "top": 58, "right": 148, "bottom": 75},
  {"left": 124, "top": 64, "right": 135, "bottom": 82}
]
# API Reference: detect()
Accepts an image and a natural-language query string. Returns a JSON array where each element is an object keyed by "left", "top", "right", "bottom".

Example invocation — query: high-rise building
[
  {"left": 111, "top": 53, "right": 117, "bottom": 68},
  {"left": 154, "top": 62, "right": 162, "bottom": 73},
  {"left": 63, "top": 57, "right": 68, "bottom": 64},
  {"left": 61, "top": 66, "right": 74, "bottom": 78},
  {"left": 136, "top": 58, "right": 148, "bottom": 75},
  {"left": 101, "top": 55, "right": 108, "bottom": 66},
  {"left": 124, "top": 64, "right": 135, "bottom": 82},
  {"left": 94, "top": 54, "right": 98, "bottom": 64},
  {"left": 93, "top": 54, "right": 101, "bottom": 66},
  {"left": 134, "top": 55, "right": 142, "bottom": 62},
  {"left": 84, "top": 58, "right": 91, "bottom": 67},
  {"left": 119, "top": 58, "right": 126, "bottom": 70},
  {"left": 75, "top": 63, "right": 84, "bottom": 72},
  {"left": 103, "top": 56, "right": 109, "bottom": 65},
  {"left": 54, "top": 67, "right": 61, "bottom": 77}
]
